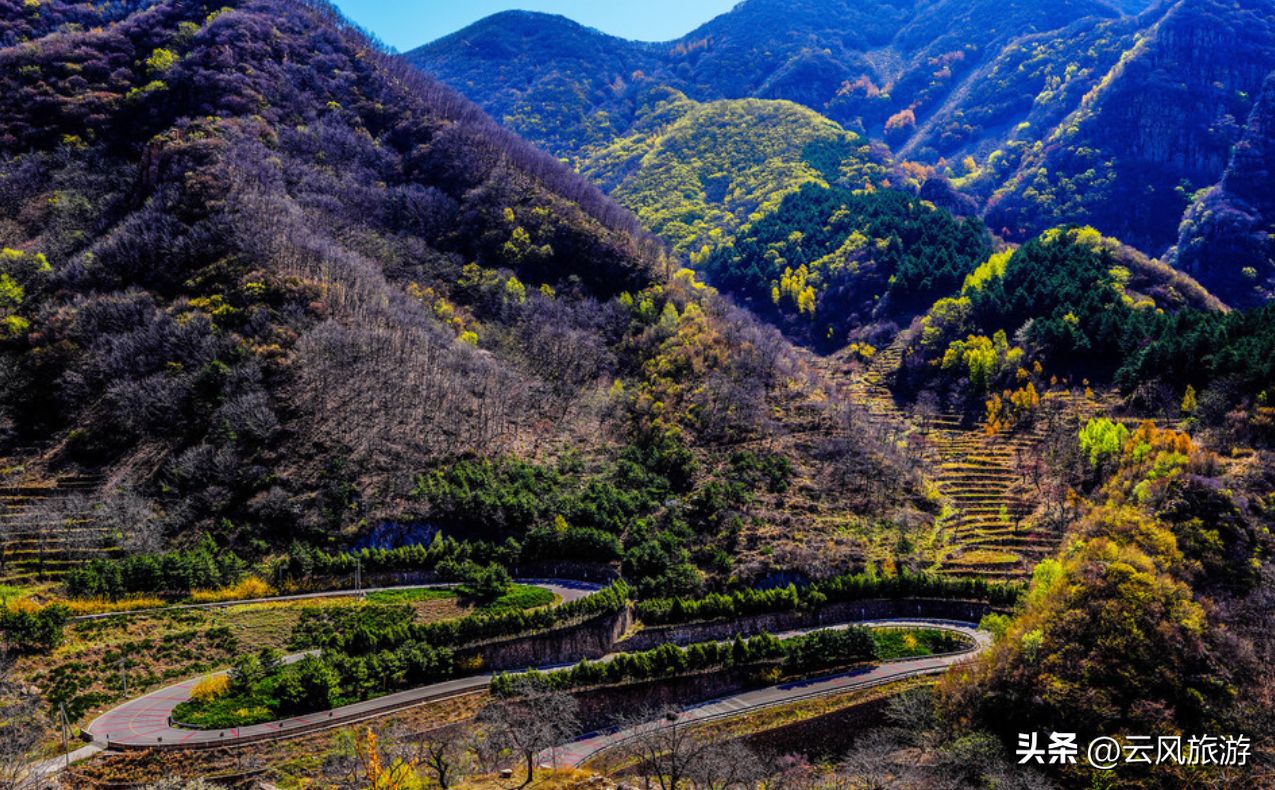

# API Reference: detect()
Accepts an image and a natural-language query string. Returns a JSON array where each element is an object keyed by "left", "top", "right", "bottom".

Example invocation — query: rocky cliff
[{"left": 1174, "top": 71, "right": 1275, "bottom": 308}]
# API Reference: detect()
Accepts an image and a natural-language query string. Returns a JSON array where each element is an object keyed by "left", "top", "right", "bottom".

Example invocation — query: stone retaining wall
[
  {"left": 738, "top": 692, "right": 894, "bottom": 759},
  {"left": 571, "top": 665, "right": 772, "bottom": 732},
  {"left": 615, "top": 598, "right": 993, "bottom": 653},
  {"left": 458, "top": 607, "right": 633, "bottom": 672}
]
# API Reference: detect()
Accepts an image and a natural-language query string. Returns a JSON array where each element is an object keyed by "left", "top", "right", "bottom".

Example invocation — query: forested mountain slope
[
  {"left": 414, "top": 0, "right": 1275, "bottom": 288},
  {"left": 1174, "top": 72, "right": 1275, "bottom": 308},
  {"left": 984, "top": 0, "right": 1275, "bottom": 254},
  {"left": 0, "top": 0, "right": 653, "bottom": 533},
  {"left": 0, "top": 0, "right": 923, "bottom": 585},
  {"left": 578, "top": 90, "right": 895, "bottom": 258},
  {"left": 703, "top": 183, "right": 993, "bottom": 348},
  {"left": 410, "top": 0, "right": 1125, "bottom": 160},
  {"left": 406, "top": 10, "right": 656, "bottom": 157}
]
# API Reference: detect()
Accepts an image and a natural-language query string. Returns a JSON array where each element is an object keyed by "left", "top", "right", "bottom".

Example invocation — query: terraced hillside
[
  {"left": 695, "top": 353, "right": 929, "bottom": 582},
  {"left": 821, "top": 339, "right": 1112, "bottom": 580},
  {"left": 925, "top": 397, "right": 1068, "bottom": 580},
  {"left": 0, "top": 456, "right": 107, "bottom": 586}
]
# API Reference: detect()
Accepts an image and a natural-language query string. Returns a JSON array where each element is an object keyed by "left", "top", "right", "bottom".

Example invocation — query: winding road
[
  {"left": 82, "top": 610, "right": 985, "bottom": 757},
  {"left": 549, "top": 618, "right": 989, "bottom": 767},
  {"left": 79, "top": 579, "right": 599, "bottom": 751},
  {"left": 38, "top": 580, "right": 991, "bottom": 789}
]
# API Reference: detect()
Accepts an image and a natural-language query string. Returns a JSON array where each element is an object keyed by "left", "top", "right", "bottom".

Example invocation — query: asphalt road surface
[
  {"left": 547, "top": 618, "right": 990, "bottom": 767},
  {"left": 85, "top": 610, "right": 983, "bottom": 756},
  {"left": 82, "top": 579, "right": 599, "bottom": 750}
]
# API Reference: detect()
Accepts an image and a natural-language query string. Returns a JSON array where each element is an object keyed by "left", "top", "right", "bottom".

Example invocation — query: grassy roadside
[
  {"left": 584, "top": 676, "right": 935, "bottom": 773},
  {"left": 65, "top": 691, "right": 490, "bottom": 788},
  {"left": 18, "top": 584, "right": 553, "bottom": 754},
  {"left": 166, "top": 584, "right": 557, "bottom": 729}
]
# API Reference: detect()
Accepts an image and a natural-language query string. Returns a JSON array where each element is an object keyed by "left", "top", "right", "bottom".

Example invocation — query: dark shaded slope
[
  {"left": 409, "top": 0, "right": 1123, "bottom": 158},
  {"left": 985, "top": 0, "right": 1275, "bottom": 253},
  {"left": 407, "top": 11, "right": 659, "bottom": 155},
  {"left": 0, "top": 0, "right": 667, "bottom": 537},
  {"left": 1174, "top": 72, "right": 1275, "bottom": 308},
  {"left": 0, "top": 0, "right": 925, "bottom": 590}
]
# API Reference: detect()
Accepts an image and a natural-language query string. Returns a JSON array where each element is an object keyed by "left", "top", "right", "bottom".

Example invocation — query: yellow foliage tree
[
  {"left": 355, "top": 728, "right": 422, "bottom": 790},
  {"left": 1180, "top": 385, "right": 1197, "bottom": 415},
  {"left": 775, "top": 265, "right": 818, "bottom": 316},
  {"left": 190, "top": 674, "right": 230, "bottom": 704}
]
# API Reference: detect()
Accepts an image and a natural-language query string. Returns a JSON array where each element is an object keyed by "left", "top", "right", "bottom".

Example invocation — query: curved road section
[
  {"left": 83, "top": 579, "right": 598, "bottom": 750},
  {"left": 86, "top": 611, "right": 985, "bottom": 755},
  {"left": 551, "top": 618, "right": 990, "bottom": 768}
]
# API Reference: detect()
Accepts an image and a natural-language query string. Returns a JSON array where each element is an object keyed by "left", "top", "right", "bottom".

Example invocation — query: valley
[{"left": 0, "top": 0, "right": 1273, "bottom": 787}]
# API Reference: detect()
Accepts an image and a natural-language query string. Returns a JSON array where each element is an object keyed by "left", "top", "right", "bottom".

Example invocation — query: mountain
[
  {"left": 900, "top": 11, "right": 1145, "bottom": 163},
  {"left": 4, "top": 5, "right": 1275, "bottom": 788},
  {"left": 1173, "top": 72, "right": 1275, "bottom": 308},
  {"left": 984, "top": 0, "right": 1275, "bottom": 255},
  {"left": 702, "top": 183, "right": 993, "bottom": 347},
  {"left": 578, "top": 89, "right": 893, "bottom": 257},
  {"left": 896, "top": 226, "right": 1233, "bottom": 403},
  {"left": 0, "top": 0, "right": 925, "bottom": 589},
  {"left": 410, "top": 0, "right": 1127, "bottom": 160},
  {"left": 414, "top": 0, "right": 1275, "bottom": 295},
  {"left": 407, "top": 10, "right": 657, "bottom": 157},
  {"left": 0, "top": 0, "right": 650, "bottom": 534}
]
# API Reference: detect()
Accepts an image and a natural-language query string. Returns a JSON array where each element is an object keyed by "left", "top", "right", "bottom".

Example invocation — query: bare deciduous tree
[
  {"left": 407, "top": 721, "right": 478, "bottom": 789},
  {"left": 95, "top": 486, "right": 164, "bottom": 554},
  {"left": 479, "top": 680, "right": 579, "bottom": 788},
  {"left": 837, "top": 729, "right": 923, "bottom": 789},
  {"left": 611, "top": 707, "right": 731, "bottom": 790},
  {"left": 23, "top": 493, "right": 94, "bottom": 579},
  {"left": 915, "top": 390, "right": 940, "bottom": 436},
  {"left": 686, "top": 739, "right": 765, "bottom": 790},
  {"left": 0, "top": 656, "right": 44, "bottom": 790}
]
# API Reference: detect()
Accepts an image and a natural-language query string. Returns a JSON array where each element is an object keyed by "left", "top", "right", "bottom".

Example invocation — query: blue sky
[{"left": 331, "top": 0, "right": 739, "bottom": 52}]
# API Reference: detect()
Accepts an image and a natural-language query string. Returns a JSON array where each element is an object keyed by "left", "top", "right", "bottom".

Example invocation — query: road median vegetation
[
  {"left": 490, "top": 625, "right": 971, "bottom": 696},
  {"left": 635, "top": 570, "right": 1021, "bottom": 626}
]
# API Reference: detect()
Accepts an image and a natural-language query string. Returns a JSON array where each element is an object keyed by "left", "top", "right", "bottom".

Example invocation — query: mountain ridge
[
  {"left": 413, "top": 0, "right": 1275, "bottom": 303},
  {"left": 410, "top": 0, "right": 1131, "bottom": 158},
  {"left": 0, "top": 0, "right": 931, "bottom": 595}
]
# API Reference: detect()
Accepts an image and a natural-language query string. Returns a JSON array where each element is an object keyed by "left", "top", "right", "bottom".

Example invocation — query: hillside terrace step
[
  {"left": 938, "top": 472, "right": 1018, "bottom": 482},
  {"left": 938, "top": 471, "right": 1014, "bottom": 481},
  {"left": 0, "top": 527, "right": 115, "bottom": 538},
  {"left": 942, "top": 560, "right": 1023, "bottom": 572},
  {"left": 951, "top": 527, "right": 1039, "bottom": 539},
  {"left": 943, "top": 487, "right": 1018, "bottom": 497},
  {"left": 0, "top": 539, "right": 117, "bottom": 552},
  {"left": 0, "top": 561, "right": 92, "bottom": 572},
  {"left": 935, "top": 446, "right": 1015, "bottom": 456},
  {"left": 951, "top": 521, "right": 1037, "bottom": 533},
  {"left": 938, "top": 479, "right": 1012, "bottom": 488},
  {"left": 936, "top": 567, "right": 1025, "bottom": 580},
  {"left": 937, "top": 460, "right": 1018, "bottom": 470},
  {"left": 965, "top": 526, "right": 1054, "bottom": 537},
  {"left": 953, "top": 505, "right": 1034, "bottom": 515},
  {"left": 939, "top": 459, "right": 1017, "bottom": 469},
  {"left": 954, "top": 502, "right": 1034, "bottom": 515},
  {"left": 957, "top": 534, "right": 1056, "bottom": 548},
  {"left": 958, "top": 546, "right": 1053, "bottom": 558},
  {"left": 950, "top": 521, "right": 1036, "bottom": 532}
]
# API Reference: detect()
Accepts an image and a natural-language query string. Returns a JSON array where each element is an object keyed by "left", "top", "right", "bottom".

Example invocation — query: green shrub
[
  {"left": 0, "top": 603, "right": 69, "bottom": 653},
  {"left": 490, "top": 626, "right": 878, "bottom": 695},
  {"left": 275, "top": 655, "right": 340, "bottom": 715},
  {"left": 635, "top": 570, "right": 1021, "bottom": 626},
  {"left": 450, "top": 560, "right": 512, "bottom": 603},
  {"left": 64, "top": 536, "right": 245, "bottom": 599}
]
